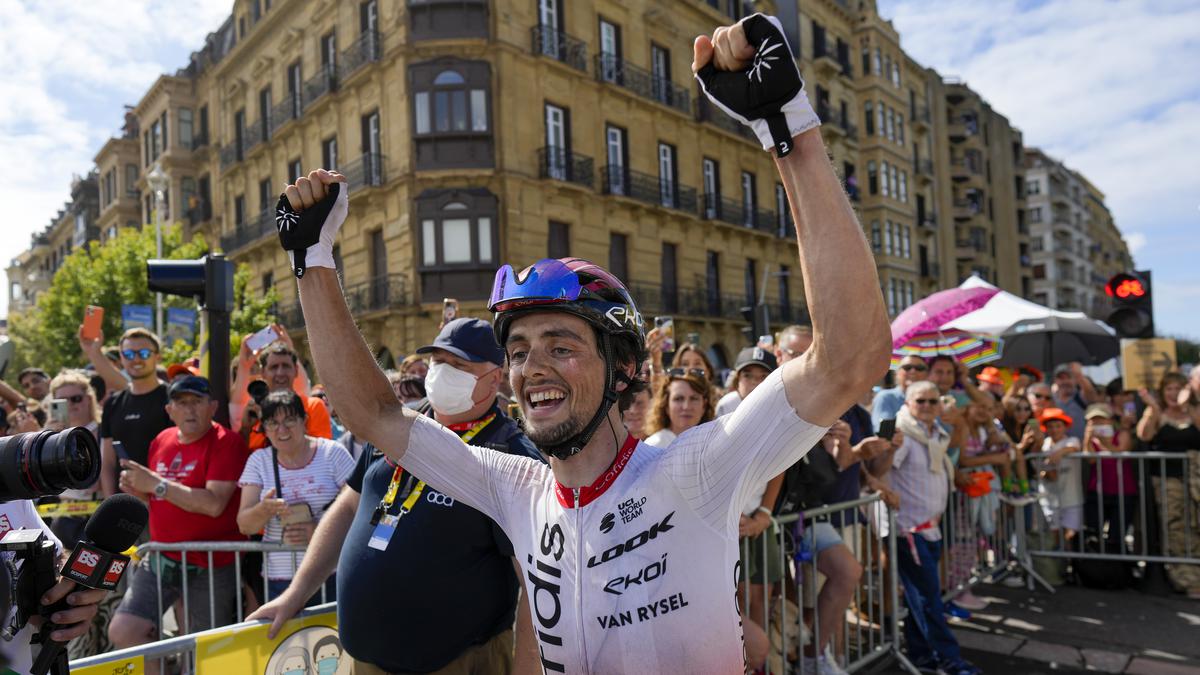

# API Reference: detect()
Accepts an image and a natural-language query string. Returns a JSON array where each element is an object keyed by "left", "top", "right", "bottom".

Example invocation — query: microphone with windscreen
[{"left": 32, "top": 494, "right": 148, "bottom": 675}]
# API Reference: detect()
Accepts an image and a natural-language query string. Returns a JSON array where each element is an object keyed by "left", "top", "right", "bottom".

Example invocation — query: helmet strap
[{"left": 542, "top": 332, "right": 622, "bottom": 461}]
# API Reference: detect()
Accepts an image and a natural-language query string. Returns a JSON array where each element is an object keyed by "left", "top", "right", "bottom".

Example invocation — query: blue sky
[
  {"left": 3, "top": 1, "right": 1199, "bottom": 339},
  {"left": 879, "top": 0, "right": 1200, "bottom": 339}
]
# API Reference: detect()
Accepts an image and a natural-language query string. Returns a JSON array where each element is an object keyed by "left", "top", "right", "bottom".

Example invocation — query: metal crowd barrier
[
  {"left": 938, "top": 484, "right": 1022, "bottom": 601},
  {"left": 70, "top": 602, "right": 338, "bottom": 673},
  {"left": 1022, "top": 451, "right": 1199, "bottom": 567},
  {"left": 740, "top": 493, "right": 917, "bottom": 675}
]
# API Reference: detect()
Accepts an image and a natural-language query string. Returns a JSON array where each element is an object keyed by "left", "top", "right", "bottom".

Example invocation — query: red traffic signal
[{"left": 1105, "top": 273, "right": 1146, "bottom": 300}]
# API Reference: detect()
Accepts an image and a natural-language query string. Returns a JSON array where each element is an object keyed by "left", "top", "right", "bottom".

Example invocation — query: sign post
[{"left": 1120, "top": 338, "right": 1177, "bottom": 391}]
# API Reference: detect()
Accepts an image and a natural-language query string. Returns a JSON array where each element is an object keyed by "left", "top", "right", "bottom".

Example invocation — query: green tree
[{"left": 7, "top": 224, "right": 277, "bottom": 381}]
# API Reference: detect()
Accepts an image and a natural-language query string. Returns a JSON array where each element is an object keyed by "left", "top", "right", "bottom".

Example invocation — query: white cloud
[
  {"left": 881, "top": 0, "right": 1200, "bottom": 337},
  {"left": 1125, "top": 232, "right": 1147, "bottom": 256},
  {"left": 0, "top": 0, "right": 230, "bottom": 318}
]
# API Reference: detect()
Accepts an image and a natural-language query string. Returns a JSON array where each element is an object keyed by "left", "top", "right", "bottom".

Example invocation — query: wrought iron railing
[
  {"left": 600, "top": 165, "right": 696, "bottom": 213},
  {"left": 303, "top": 64, "right": 337, "bottom": 109},
  {"left": 270, "top": 93, "right": 302, "bottom": 135},
  {"left": 700, "top": 193, "right": 775, "bottom": 233},
  {"left": 190, "top": 132, "right": 209, "bottom": 151},
  {"left": 696, "top": 97, "right": 756, "bottom": 142},
  {"left": 339, "top": 30, "right": 381, "bottom": 81},
  {"left": 219, "top": 209, "right": 275, "bottom": 253},
  {"left": 530, "top": 25, "right": 588, "bottom": 72},
  {"left": 538, "top": 147, "right": 594, "bottom": 188},
  {"left": 342, "top": 152, "right": 387, "bottom": 191},
  {"left": 218, "top": 142, "right": 240, "bottom": 170},
  {"left": 595, "top": 54, "right": 691, "bottom": 115}
]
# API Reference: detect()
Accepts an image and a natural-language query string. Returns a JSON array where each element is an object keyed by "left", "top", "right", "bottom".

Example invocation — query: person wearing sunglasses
[
  {"left": 273, "top": 11, "right": 891, "bottom": 671},
  {"left": 871, "top": 355, "right": 929, "bottom": 433},
  {"left": 880, "top": 381, "right": 981, "bottom": 675},
  {"left": 86, "top": 327, "right": 174, "bottom": 498},
  {"left": 43, "top": 370, "right": 103, "bottom": 545}
]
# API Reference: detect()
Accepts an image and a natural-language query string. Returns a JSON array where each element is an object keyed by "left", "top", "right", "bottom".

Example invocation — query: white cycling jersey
[{"left": 400, "top": 368, "right": 826, "bottom": 673}]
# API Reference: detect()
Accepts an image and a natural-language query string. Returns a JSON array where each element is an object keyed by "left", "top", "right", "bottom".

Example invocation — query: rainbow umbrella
[{"left": 891, "top": 328, "right": 1003, "bottom": 369}]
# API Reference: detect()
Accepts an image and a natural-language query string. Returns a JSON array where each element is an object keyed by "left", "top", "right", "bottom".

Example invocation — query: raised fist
[{"left": 277, "top": 169, "right": 348, "bottom": 278}]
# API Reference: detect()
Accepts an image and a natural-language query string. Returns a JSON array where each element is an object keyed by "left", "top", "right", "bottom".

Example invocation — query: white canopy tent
[{"left": 944, "top": 276, "right": 1097, "bottom": 335}]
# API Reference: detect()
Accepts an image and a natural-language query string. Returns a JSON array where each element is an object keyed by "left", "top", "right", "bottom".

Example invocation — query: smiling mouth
[{"left": 526, "top": 387, "right": 568, "bottom": 416}]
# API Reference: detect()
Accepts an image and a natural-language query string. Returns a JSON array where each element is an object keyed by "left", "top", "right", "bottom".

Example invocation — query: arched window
[
  {"left": 411, "top": 59, "right": 493, "bottom": 169},
  {"left": 416, "top": 187, "right": 499, "bottom": 302}
]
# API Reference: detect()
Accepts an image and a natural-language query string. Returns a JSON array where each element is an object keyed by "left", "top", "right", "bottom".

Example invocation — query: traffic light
[
  {"left": 740, "top": 304, "right": 770, "bottom": 346},
  {"left": 146, "top": 254, "right": 236, "bottom": 425},
  {"left": 1104, "top": 270, "right": 1154, "bottom": 339},
  {"left": 146, "top": 254, "right": 235, "bottom": 312}
]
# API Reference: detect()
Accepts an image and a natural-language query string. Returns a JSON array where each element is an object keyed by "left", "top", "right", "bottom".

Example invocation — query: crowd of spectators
[{"left": 3, "top": 310, "right": 1199, "bottom": 675}]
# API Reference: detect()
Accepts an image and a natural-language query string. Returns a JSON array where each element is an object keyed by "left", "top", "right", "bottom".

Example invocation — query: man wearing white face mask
[{"left": 248, "top": 318, "right": 543, "bottom": 674}]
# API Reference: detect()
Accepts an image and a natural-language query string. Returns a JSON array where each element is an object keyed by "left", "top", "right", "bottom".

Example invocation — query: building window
[
  {"left": 178, "top": 108, "right": 194, "bottom": 149},
  {"left": 881, "top": 161, "right": 890, "bottom": 197},
  {"left": 261, "top": 271, "right": 273, "bottom": 295},
  {"left": 409, "top": 0, "right": 488, "bottom": 40},
  {"left": 899, "top": 172, "right": 908, "bottom": 203},
  {"left": 706, "top": 250, "right": 720, "bottom": 313},
  {"left": 884, "top": 221, "right": 893, "bottom": 255},
  {"left": 1031, "top": 236, "right": 1044, "bottom": 252},
  {"left": 868, "top": 161, "right": 877, "bottom": 195},
  {"left": 258, "top": 178, "right": 272, "bottom": 216},
  {"left": 1033, "top": 264, "right": 1046, "bottom": 280},
  {"left": 1030, "top": 207, "right": 1043, "bottom": 223},
  {"left": 258, "top": 86, "right": 271, "bottom": 141},
  {"left": 744, "top": 258, "right": 757, "bottom": 304},
  {"left": 741, "top": 171, "right": 756, "bottom": 227},
  {"left": 891, "top": 165, "right": 899, "bottom": 201},
  {"left": 598, "top": 19, "right": 622, "bottom": 83},
  {"left": 902, "top": 225, "right": 911, "bottom": 258},
  {"left": 885, "top": 107, "right": 895, "bottom": 141},
  {"left": 658, "top": 142, "right": 677, "bottom": 208},
  {"left": 289, "top": 158, "right": 303, "bottom": 183},
  {"left": 661, "top": 242, "right": 678, "bottom": 312},
  {"left": 322, "top": 136, "right": 338, "bottom": 170},
  {"left": 871, "top": 221, "right": 881, "bottom": 253},
  {"left": 650, "top": 43, "right": 673, "bottom": 107},
  {"left": 897, "top": 114, "right": 904, "bottom": 144},
  {"left": 233, "top": 195, "right": 245, "bottom": 227},
  {"left": 548, "top": 221, "right": 570, "bottom": 259},
  {"left": 609, "top": 232, "right": 629, "bottom": 283},
  {"left": 872, "top": 47, "right": 881, "bottom": 75},
  {"left": 702, "top": 157, "right": 720, "bottom": 218},
  {"left": 775, "top": 183, "right": 790, "bottom": 232},
  {"left": 778, "top": 265, "right": 792, "bottom": 321},
  {"left": 864, "top": 101, "right": 874, "bottom": 135},
  {"left": 892, "top": 61, "right": 901, "bottom": 87},
  {"left": 416, "top": 187, "right": 499, "bottom": 302},
  {"left": 411, "top": 59, "right": 493, "bottom": 169},
  {"left": 604, "top": 124, "right": 628, "bottom": 195},
  {"left": 1026, "top": 179, "right": 1041, "bottom": 196}
]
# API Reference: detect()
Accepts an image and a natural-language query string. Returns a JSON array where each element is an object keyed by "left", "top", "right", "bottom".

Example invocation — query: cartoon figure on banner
[{"left": 266, "top": 625, "right": 348, "bottom": 675}]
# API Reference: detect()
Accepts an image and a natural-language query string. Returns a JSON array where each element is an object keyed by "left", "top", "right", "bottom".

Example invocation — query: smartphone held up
[{"left": 654, "top": 317, "right": 675, "bottom": 352}]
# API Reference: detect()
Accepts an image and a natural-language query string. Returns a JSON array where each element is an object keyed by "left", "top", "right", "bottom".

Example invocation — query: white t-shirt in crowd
[
  {"left": 0, "top": 500, "right": 62, "bottom": 673},
  {"left": 715, "top": 390, "right": 743, "bottom": 418},
  {"left": 1039, "top": 435, "right": 1083, "bottom": 508},
  {"left": 239, "top": 437, "right": 355, "bottom": 579}
]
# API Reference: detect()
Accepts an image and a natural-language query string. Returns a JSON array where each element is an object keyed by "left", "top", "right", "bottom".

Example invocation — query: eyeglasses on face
[
  {"left": 900, "top": 363, "right": 929, "bottom": 372},
  {"left": 1032, "top": 393, "right": 1052, "bottom": 400},
  {"left": 121, "top": 348, "right": 157, "bottom": 361},
  {"left": 913, "top": 398, "right": 940, "bottom": 405},
  {"left": 61, "top": 394, "right": 86, "bottom": 404},
  {"left": 668, "top": 368, "right": 707, "bottom": 380},
  {"left": 264, "top": 416, "right": 303, "bottom": 432}
]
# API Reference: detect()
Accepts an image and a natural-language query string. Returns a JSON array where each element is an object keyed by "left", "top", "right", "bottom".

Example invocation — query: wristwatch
[{"left": 154, "top": 479, "right": 169, "bottom": 499}]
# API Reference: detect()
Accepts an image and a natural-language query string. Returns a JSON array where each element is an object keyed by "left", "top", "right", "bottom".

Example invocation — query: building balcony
[
  {"left": 916, "top": 158, "right": 936, "bottom": 182},
  {"left": 628, "top": 282, "right": 801, "bottom": 323},
  {"left": 955, "top": 240, "right": 982, "bottom": 260},
  {"left": 919, "top": 210, "right": 938, "bottom": 230},
  {"left": 595, "top": 54, "right": 691, "bottom": 116},
  {"left": 953, "top": 199, "right": 981, "bottom": 220},
  {"left": 338, "top": 30, "right": 381, "bottom": 82},
  {"left": 191, "top": 131, "right": 209, "bottom": 151},
  {"left": 696, "top": 97, "right": 756, "bottom": 142},
  {"left": 219, "top": 142, "right": 241, "bottom": 170},
  {"left": 530, "top": 25, "right": 588, "bottom": 72},
  {"left": 912, "top": 105, "right": 931, "bottom": 132},
  {"left": 186, "top": 200, "right": 212, "bottom": 226},
  {"left": 279, "top": 273, "right": 410, "bottom": 329},
  {"left": 950, "top": 157, "right": 982, "bottom": 181},
  {"left": 342, "top": 152, "right": 387, "bottom": 192},
  {"left": 920, "top": 260, "right": 941, "bottom": 279},
  {"left": 244, "top": 119, "right": 268, "bottom": 152},
  {"left": 270, "top": 93, "right": 303, "bottom": 136},
  {"left": 538, "top": 147, "right": 594, "bottom": 189},
  {"left": 701, "top": 194, "right": 778, "bottom": 235},
  {"left": 818, "top": 105, "right": 857, "bottom": 141},
  {"left": 600, "top": 165, "right": 696, "bottom": 214},
  {"left": 219, "top": 209, "right": 275, "bottom": 254},
  {"left": 812, "top": 44, "right": 842, "bottom": 77},
  {"left": 303, "top": 64, "right": 337, "bottom": 110}
]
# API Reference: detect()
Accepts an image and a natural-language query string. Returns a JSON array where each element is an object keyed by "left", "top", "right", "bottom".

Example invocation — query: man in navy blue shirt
[{"left": 250, "top": 319, "right": 541, "bottom": 674}]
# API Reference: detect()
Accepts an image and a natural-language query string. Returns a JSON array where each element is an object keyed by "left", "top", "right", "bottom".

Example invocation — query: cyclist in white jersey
[{"left": 275, "top": 13, "right": 890, "bottom": 674}]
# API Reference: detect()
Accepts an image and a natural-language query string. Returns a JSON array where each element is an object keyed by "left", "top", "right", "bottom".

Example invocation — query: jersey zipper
[{"left": 574, "top": 487, "right": 590, "bottom": 674}]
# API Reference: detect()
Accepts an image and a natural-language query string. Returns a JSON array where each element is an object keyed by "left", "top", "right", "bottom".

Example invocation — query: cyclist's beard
[{"left": 525, "top": 409, "right": 589, "bottom": 449}]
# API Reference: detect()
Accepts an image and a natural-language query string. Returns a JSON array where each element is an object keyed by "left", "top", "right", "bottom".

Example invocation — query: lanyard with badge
[{"left": 367, "top": 413, "right": 495, "bottom": 551}]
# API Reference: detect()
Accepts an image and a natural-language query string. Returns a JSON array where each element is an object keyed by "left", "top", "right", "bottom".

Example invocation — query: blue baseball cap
[
  {"left": 416, "top": 318, "right": 504, "bottom": 366},
  {"left": 169, "top": 375, "right": 211, "bottom": 399}
]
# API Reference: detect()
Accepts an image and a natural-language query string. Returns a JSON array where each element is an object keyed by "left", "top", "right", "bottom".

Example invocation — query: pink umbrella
[{"left": 891, "top": 286, "right": 1000, "bottom": 349}]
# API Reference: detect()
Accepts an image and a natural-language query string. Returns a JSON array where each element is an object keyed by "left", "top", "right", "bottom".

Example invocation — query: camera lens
[
  {"left": 0, "top": 428, "right": 101, "bottom": 501},
  {"left": 247, "top": 380, "right": 269, "bottom": 406}
]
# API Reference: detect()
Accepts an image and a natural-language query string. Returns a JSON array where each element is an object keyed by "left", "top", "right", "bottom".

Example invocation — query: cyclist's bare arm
[{"left": 297, "top": 265, "right": 416, "bottom": 458}]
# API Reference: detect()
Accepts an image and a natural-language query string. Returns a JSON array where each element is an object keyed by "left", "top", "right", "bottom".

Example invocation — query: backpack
[{"left": 774, "top": 442, "right": 839, "bottom": 515}]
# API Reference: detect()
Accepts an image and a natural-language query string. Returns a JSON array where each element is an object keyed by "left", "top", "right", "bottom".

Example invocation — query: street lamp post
[{"left": 145, "top": 163, "right": 169, "bottom": 337}]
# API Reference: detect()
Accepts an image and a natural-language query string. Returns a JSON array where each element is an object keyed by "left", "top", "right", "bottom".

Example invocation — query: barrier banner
[
  {"left": 37, "top": 500, "right": 102, "bottom": 518},
  {"left": 195, "top": 607, "right": 348, "bottom": 674},
  {"left": 68, "top": 654, "right": 144, "bottom": 674}
]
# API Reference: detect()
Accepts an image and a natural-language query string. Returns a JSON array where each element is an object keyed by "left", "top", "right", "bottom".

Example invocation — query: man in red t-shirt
[
  {"left": 108, "top": 375, "right": 249, "bottom": 650},
  {"left": 241, "top": 342, "right": 333, "bottom": 450}
]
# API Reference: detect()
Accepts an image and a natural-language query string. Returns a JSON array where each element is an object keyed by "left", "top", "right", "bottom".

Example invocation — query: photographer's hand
[{"left": 38, "top": 578, "right": 105, "bottom": 642}]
